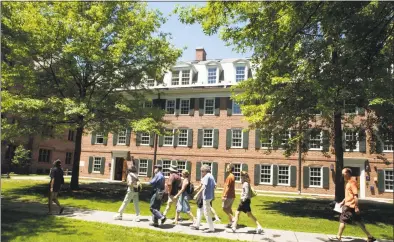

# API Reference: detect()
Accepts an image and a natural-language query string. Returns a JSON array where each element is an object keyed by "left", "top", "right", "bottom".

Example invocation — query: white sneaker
[
  {"left": 114, "top": 214, "right": 122, "bottom": 220},
  {"left": 256, "top": 227, "right": 263, "bottom": 234},
  {"left": 135, "top": 216, "right": 140, "bottom": 222}
]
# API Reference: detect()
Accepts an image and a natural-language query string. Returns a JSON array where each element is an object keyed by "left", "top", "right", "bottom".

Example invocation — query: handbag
[{"left": 250, "top": 186, "right": 258, "bottom": 198}]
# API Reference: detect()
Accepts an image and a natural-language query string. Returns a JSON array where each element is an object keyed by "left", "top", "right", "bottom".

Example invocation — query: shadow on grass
[
  {"left": 255, "top": 198, "right": 394, "bottom": 226},
  {"left": 1, "top": 209, "right": 93, "bottom": 241}
]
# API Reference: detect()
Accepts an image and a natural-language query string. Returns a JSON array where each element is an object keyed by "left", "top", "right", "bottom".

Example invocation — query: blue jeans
[{"left": 150, "top": 190, "right": 164, "bottom": 223}]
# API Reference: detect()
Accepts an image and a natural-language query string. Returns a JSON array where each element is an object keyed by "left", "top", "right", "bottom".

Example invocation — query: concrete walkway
[{"left": 3, "top": 200, "right": 390, "bottom": 242}]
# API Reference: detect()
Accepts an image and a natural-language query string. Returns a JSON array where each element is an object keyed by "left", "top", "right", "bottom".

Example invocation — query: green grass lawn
[
  {"left": 2, "top": 179, "right": 393, "bottom": 240},
  {"left": 1, "top": 210, "right": 234, "bottom": 242}
]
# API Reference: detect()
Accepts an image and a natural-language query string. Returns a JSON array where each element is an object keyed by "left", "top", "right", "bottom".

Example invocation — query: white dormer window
[
  {"left": 235, "top": 66, "right": 246, "bottom": 82},
  {"left": 172, "top": 69, "right": 191, "bottom": 86},
  {"left": 208, "top": 67, "right": 217, "bottom": 84}
]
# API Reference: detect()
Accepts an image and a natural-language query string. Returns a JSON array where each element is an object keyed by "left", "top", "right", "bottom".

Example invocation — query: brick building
[{"left": 76, "top": 48, "right": 393, "bottom": 199}]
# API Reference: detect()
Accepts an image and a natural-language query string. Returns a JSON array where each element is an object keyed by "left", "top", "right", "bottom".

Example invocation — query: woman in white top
[
  {"left": 227, "top": 171, "right": 262, "bottom": 234},
  {"left": 114, "top": 166, "right": 141, "bottom": 221}
]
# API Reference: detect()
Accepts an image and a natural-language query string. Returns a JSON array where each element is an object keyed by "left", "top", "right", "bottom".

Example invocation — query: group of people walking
[{"left": 47, "top": 160, "right": 377, "bottom": 240}]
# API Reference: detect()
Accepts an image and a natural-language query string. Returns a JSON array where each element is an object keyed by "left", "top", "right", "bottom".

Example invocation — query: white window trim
[
  {"left": 232, "top": 101, "right": 242, "bottom": 115},
  {"left": 309, "top": 167, "right": 323, "bottom": 188},
  {"left": 204, "top": 98, "right": 215, "bottom": 115},
  {"left": 233, "top": 163, "right": 243, "bottom": 183},
  {"left": 382, "top": 132, "right": 393, "bottom": 153},
  {"left": 234, "top": 64, "right": 248, "bottom": 83},
  {"left": 309, "top": 130, "right": 323, "bottom": 151},
  {"left": 138, "top": 159, "right": 149, "bottom": 177},
  {"left": 179, "top": 99, "right": 190, "bottom": 115},
  {"left": 165, "top": 99, "right": 176, "bottom": 115},
  {"left": 231, "top": 129, "right": 243, "bottom": 148},
  {"left": 146, "top": 78, "right": 156, "bottom": 87},
  {"left": 260, "top": 164, "right": 274, "bottom": 185},
  {"left": 277, "top": 165, "right": 291, "bottom": 186},
  {"left": 162, "top": 160, "right": 172, "bottom": 178},
  {"left": 207, "top": 66, "right": 219, "bottom": 84},
  {"left": 384, "top": 169, "right": 393, "bottom": 192},
  {"left": 95, "top": 133, "right": 104, "bottom": 144},
  {"left": 202, "top": 129, "right": 214, "bottom": 148},
  {"left": 177, "top": 161, "right": 187, "bottom": 175},
  {"left": 143, "top": 101, "right": 153, "bottom": 108},
  {"left": 117, "top": 129, "right": 127, "bottom": 145},
  {"left": 279, "top": 130, "right": 293, "bottom": 150},
  {"left": 140, "top": 132, "right": 150, "bottom": 146},
  {"left": 172, "top": 69, "right": 192, "bottom": 86},
  {"left": 93, "top": 157, "right": 102, "bottom": 173},
  {"left": 163, "top": 129, "right": 174, "bottom": 147},
  {"left": 177, "top": 129, "right": 188, "bottom": 147},
  {"left": 345, "top": 131, "right": 359, "bottom": 152},
  {"left": 261, "top": 131, "right": 273, "bottom": 149}
]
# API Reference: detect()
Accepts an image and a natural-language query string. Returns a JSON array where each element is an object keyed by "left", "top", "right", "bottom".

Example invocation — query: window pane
[
  {"left": 278, "top": 166, "right": 289, "bottom": 185},
  {"left": 260, "top": 165, "right": 271, "bottom": 184},
  {"left": 181, "top": 71, "right": 190, "bottom": 85},
  {"left": 166, "top": 100, "right": 175, "bottom": 114},
  {"left": 172, "top": 71, "right": 179, "bottom": 85},
  {"left": 178, "top": 129, "right": 188, "bottom": 146},
  {"left": 141, "top": 132, "right": 150, "bottom": 145},
  {"left": 233, "top": 164, "right": 241, "bottom": 181},
  {"left": 203, "top": 129, "right": 213, "bottom": 147},
  {"left": 383, "top": 132, "right": 393, "bottom": 151},
  {"left": 118, "top": 130, "right": 127, "bottom": 144},
  {"left": 96, "top": 132, "right": 104, "bottom": 144},
  {"left": 147, "top": 79, "right": 155, "bottom": 87},
  {"left": 231, "top": 129, "right": 242, "bottom": 147},
  {"left": 180, "top": 99, "right": 190, "bottom": 115},
  {"left": 208, "top": 68, "right": 217, "bottom": 84},
  {"left": 236, "top": 66, "right": 245, "bottom": 82},
  {"left": 164, "top": 129, "right": 174, "bottom": 146},
  {"left": 162, "top": 160, "right": 171, "bottom": 177},
  {"left": 310, "top": 132, "right": 322, "bottom": 149},
  {"left": 233, "top": 102, "right": 241, "bottom": 114},
  {"left": 205, "top": 98, "right": 215, "bottom": 115},
  {"left": 261, "top": 132, "right": 272, "bottom": 148},
  {"left": 93, "top": 157, "right": 101, "bottom": 172},
  {"left": 177, "top": 161, "right": 187, "bottom": 176},
  {"left": 138, "top": 159, "right": 148, "bottom": 176},
  {"left": 65, "top": 152, "right": 72, "bottom": 164},
  {"left": 310, "top": 167, "right": 322, "bottom": 187},
  {"left": 385, "top": 170, "right": 393, "bottom": 191},
  {"left": 345, "top": 131, "right": 358, "bottom": 150}
]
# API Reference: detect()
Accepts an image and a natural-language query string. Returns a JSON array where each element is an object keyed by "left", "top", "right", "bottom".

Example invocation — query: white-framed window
[
  {"left": 65, "top": 152, "right": 72, "bottom": 165},
  {"left": 164, "top": 129, "right": 174, "bottom": 146},
  {"left": 177, "top": 160, "right": 187, "bottom": 176},
  {"left": 117, "top": 129, "right": 127, "bottom": 145},
  {"left": 204, "top": 98, "right": 215, "bottom": 115},
  {"left": 181, "top": 71, "right": 190, "bottom": 85},
  {"left": 384, "top": 170, "right": 393, "bottom": 192},
  {"left": 138, "top": 159, "right": 148, "bottom": 177},
  {"left": 231, "top": 129, "right": 243, "bottom": 148},
  {"left": 180, "top": 99, "right": 190, "bottom": 115},
  {"left": 203, "top": 129, "right": 214, "bottom": 147},
  {"left": 96, "top": 132, "right": 104, "bottom": 144},
  {"left": 233, "top": 163, "right": 242, "bottom": 182},
  {"left": 93, "top": 157, "right": 102, "bottom": 173},
  {"left": 382, "top": 132, "right": 393, "bottom": 152},
  {"left": 309, "top": 167, "right": 322, "bottom": 187},
  {"left": 260, "top": 164, "right": 272, "bottom": 184},
  {"left": 162, "top": 160, "right": 171, "bottom": 177},
  {"left": 278, "top": 165, "right": 290, "bottom": 186},
  {"left": 147, "top": 79, "right": 155, "bottom": 87},
  {"left": 344, "top": 101, "right": 357, "bottom": 115},
  {"left": 172, "top": 71, "right": 180, "bottom": 85},
  {"left": 143, "top": 101, "right": 152, "bottom": 108},
  {"left": 141, "top": 132, "right": 150, "bottom": 145},
  {"left": 345, "top": 131, "right": 359, "bottom": 151},
  {"left": 166, "top": 99, "right": 176, "bottom": 114},
  {"left": 235, "top": 66, "right": 246, "bottom": 82},
  {"left": 261, "top": 132, "right": 273, "bottom": 148},
  {"left": 207, "top": 67, "right": 217, "bottom": 84},
  {"left": 309, "top": 131, "right": 322, "bottom": 150},
  {"left": 232, "top": 102, "right": 242, "bottom": 115},
  {"left": 178, "top": 129, "right": 188, "bottom": 146},
  {"left": 38, "top": 149, "right": 51, "bottom": 163},
  {"left": 280, "top": 131, "right": 292, "bottom": 147}
]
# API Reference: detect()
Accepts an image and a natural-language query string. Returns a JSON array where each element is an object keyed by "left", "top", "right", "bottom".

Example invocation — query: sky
[{"left": 147, "top": 1, "right": 253, "bottom": 61}]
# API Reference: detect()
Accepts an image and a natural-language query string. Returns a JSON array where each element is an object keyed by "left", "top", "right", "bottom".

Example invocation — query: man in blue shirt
[
  {"left": 149, "top": 164, "right": 166, "bottom": 227},
  {"left": 192, "top": 164, "right": 216, "bottom": 232}
]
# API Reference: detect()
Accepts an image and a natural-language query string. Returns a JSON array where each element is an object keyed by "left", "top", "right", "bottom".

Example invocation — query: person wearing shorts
[
  {"left": 48, "top": 159, "right": 65, "bottom": 215},
  {"left": 330, "top": 168, "right": 376, "bottom": 242},
  {"left": 227, "top": 171, "right": 262, "bottom": 234},
  {"left": 222, "top": 164, "right": 235, "bottom": 227}
]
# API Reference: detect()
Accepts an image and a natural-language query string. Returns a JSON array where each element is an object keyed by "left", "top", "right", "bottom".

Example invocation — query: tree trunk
[
  {"left": 70, "top": 124, "right": 84, "bottom": 190},
  {"left": 334, "top": 110, "right": 345, "bottom": 202}
]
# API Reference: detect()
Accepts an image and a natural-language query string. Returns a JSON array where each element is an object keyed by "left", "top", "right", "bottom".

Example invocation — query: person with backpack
[
  {"left": 227, "top": 171, "right": 263, "bottom": 234},
  {"left": 48, "top": 159, "right": 65, "bottom": 215},
  {"left": 173, "top": 170, "right": 195, "bottom": 225},
  {"left": 163, "top": 165, "right": 181, "bottom": 217},
  {"left": 114, "top": 166, "right": 141, "bottom": 221}
]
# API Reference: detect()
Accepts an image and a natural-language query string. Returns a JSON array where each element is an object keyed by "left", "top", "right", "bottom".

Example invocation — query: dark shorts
[
  {"left": 340, "top": 206, "right": 361, "bottom": 224},
  {"left": 237, "top": 199, "right": 251, "bottom": 213}
]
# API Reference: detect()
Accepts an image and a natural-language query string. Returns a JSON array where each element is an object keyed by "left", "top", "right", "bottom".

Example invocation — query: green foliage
[{"left": 11, "top": 145, "right": 31, "bottom": 168}]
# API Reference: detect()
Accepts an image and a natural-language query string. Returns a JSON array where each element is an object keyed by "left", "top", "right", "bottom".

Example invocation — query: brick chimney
[{"left": 196, "top": 47, "right": 206, "bottom": 61}]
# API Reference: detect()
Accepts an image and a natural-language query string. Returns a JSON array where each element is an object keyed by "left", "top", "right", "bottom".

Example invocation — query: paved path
[{"left": 3, "top": 200, "right": 390, "bottom": 242}]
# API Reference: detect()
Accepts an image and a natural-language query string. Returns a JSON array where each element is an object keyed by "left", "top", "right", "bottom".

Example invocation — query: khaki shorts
[{"left": 222, "top": 198, "right": 235, "bottom": 209}]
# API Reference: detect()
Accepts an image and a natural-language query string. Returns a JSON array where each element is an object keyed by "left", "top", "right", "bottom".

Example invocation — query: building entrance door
[
  {"left": 345, "top": 166, "right": 361, "bottom": 195},
  {"left": 114, "top": 157, "right": 124, "bottom": 181}
]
